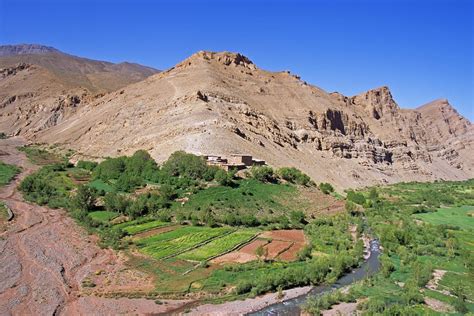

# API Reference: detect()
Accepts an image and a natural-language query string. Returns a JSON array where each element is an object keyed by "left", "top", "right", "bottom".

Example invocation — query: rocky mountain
[
  {"left": 1, "top": 49, "right": 471, "bottom": 188},
  {"left": 0, "top": 44, "right": 159, "bottom": 136}
]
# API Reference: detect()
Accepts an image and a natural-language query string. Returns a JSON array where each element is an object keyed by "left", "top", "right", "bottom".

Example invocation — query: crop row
[
  {"left": 178, "top": 229, "right": 259, "bottom": 261},
  {"left": 122, "top": 220, "right": 170, "bottom": 235},
  {"left": 137, "top": 226, "right": 233, "bottom": 259}
]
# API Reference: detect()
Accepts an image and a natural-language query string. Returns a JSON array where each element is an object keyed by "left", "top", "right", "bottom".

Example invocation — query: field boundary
[{"left": 274, "top": 241, "right": 295, "bottom": 259}]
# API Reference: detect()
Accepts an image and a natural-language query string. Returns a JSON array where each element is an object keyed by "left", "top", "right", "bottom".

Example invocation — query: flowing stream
[{"left": 248, "top": 239, "right": 381, "bottom": 315}]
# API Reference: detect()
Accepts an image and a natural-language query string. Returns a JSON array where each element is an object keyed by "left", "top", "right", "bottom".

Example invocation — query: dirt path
[{"left": 0, "top": 137, "right": 189, "bottom": 315}]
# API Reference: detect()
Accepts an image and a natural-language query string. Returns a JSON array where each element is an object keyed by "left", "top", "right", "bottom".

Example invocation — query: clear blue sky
[{"left": 1, "top": 0, "right": 472, "bottom": 120}]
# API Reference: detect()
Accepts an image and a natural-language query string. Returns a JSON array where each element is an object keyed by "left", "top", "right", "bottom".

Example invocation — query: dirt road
[{"left": 0, "top": 138, "right": 188, "bottom": 315}]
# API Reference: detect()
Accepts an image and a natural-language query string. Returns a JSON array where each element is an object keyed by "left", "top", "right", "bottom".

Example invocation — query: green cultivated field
[
  {"left": 178, "top": 229, "right": 259, "bottom": 261},
  {"left": 414, "top": 205, "right": 474, "bottom": 230},
  {"left": 89, "top": 211, "right": 119, "bottom": 223},
  {"left": 171, "top": 179, "right": 296, "bottom": 216},
  {"left": 0, "top": 162, "right": 20, "bottom": 186},
  {"left": 135, "top": 226, "right": 233, "bottom": 259},
  {"left": 122, "top": 220, "right": 170, "bottom": 235},
  {"left": 88, "top": 179, "right": 114, "bottom": 192}
]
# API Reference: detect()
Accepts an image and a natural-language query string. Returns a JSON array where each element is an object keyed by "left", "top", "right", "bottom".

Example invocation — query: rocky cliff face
[{"left": 3, "top": 50, "right": 473, "bottom": 189}]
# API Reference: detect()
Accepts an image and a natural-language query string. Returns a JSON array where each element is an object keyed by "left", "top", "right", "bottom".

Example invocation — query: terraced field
[
  {"left": 178, "top": 229, "right": 259, "bottom": 261},
  {"left": 135, "top": 226, "right": 233, "bottom": 260}
]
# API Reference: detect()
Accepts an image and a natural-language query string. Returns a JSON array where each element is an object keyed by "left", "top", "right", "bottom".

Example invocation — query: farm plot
[
  {"left": 178, "top": 229, "right": 259, "bottom": 261},
  {"left": 121, "top": 220, "right": 170, "bottom": 235},
  {"left": 89, "top": 211, "right": 119, "bottom": 223},
  {"left": 212, "top": 229, "right": 306, "bottom": 264},
  {"left": 135, "top": 226, "right": 233, "bottom": 260}
]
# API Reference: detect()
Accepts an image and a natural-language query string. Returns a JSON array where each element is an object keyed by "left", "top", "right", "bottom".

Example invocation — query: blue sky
[{"left": 1, "top": 0, "right": 472, "bottom": 120}]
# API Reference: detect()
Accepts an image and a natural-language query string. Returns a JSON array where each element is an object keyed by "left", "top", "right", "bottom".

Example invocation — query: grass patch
[
  {"left": 88, "top": 179, "right": 114, "bottom": 192},
  {"left": 0, "top": 161, "right": 20, "bottom": 186},
  {"left": 89, "top": 211, "right": 119, "bottom": 223},
  {"left": 414, "top": 205, "right": 474, "bottom": 230},
  {"left": 19, "top": 145, "right": 64, "bottom": 165},
  {"left": 171, "top": 179, "right": 296, "bottom": 217}
]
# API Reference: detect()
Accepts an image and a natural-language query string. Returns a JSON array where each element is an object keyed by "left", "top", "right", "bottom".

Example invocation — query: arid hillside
[
  {"left": 0, "top": 44, "right": 159, "bottom": 136},
  {"left": 3, "top": 50, "right": 472, "bottom": 189}
]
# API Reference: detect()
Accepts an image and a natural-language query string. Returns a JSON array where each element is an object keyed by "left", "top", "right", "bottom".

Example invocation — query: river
[{"left": 248, "top": 239, "right": 381, "bottom": 315}]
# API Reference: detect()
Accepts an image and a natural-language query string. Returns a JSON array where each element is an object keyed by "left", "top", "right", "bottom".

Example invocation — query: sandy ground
[
  {"left": 0, "top": 137, "right": 190, "bottom": 315},
  {"left": 187, "top": 286, "right": 313, "bottom": 315}
]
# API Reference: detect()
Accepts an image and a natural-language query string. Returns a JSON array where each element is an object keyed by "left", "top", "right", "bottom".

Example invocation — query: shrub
[
  {"left": 346, "top": 190, "right": 366, "bottom": 205},
  {"left": 251, "top": 166, "right": 276, "bottom": 183},
  {"left": 290, "top": 210, "right": 306, "bottom": 225},
  {"left": 214, "top": 169, "right": 235, "bottom": 186},
  {"left": 277, "top": 167, "right": 311, "bottom": 186},
  {"left": 319, "top": 182, "right": 334, "bottom": 194}
]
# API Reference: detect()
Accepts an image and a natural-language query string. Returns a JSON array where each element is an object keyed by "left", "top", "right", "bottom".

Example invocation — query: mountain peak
[
  {"left": 177, "top": 51, "right": 256, "bottom": 70},
  {"left": 0, "top": 44, "right": 61, "bottom": 57},
  {"left": 351, "top": 85, "right": 399, "bottom": 120}
]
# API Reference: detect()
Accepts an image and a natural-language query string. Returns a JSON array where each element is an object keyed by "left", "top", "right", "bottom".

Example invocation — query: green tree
[
  {"left": 72, "top": 185, "right": 96, "bottom": 212},
  {"left": 278, "top": 167, "right": 311, "bottom": 185},
  {"left": 161, "top": 151, "right": 208, "bottom": 179}
]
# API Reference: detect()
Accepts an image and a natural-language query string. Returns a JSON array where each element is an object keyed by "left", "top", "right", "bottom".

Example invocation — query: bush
[
  {"left": 251, "top": 166, "right": 276, "bottom": 183},
  {"left": 290, "top": 210, "right": 306, "bottom": 225},
  {"left": 346, "top": 190, "right": 366, "bottom": 205},
  {"left": 278, "top": 167, "right": 311, "bottom": 185},
  {"left": 214, "top": 169, "right": 235, "bottom": 186},
  {"left": 319, "top": 183, "right": 334, "bottom": 194}
]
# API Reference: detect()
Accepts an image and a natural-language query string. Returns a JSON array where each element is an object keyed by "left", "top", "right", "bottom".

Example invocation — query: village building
[{"left": 203, "top": 154, "right": 266, "bottom": 171}]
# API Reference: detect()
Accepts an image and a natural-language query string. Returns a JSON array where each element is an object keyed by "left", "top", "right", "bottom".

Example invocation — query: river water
[{"left": 248, "top": 239, "right": 381, "bottom": 316}]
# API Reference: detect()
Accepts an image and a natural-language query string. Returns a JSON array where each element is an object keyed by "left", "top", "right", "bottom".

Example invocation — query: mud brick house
[{"left": 203, "top": 154, "right": 265, "bottom": 171}]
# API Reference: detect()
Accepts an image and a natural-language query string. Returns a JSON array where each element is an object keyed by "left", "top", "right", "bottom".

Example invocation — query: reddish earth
[
  {"left": 211, "top": 252, "right": 258, "bottom": 264},
  {"left": 278, "top": 242, "right": 305, "bottom": 261},
  {"left": 263, "top": 240, "right": 292, "bottom": 258},
  {"left": 0, "top": 137, "right": 190, "bottom": 315},
  {"left": 240, "top": 238, "right": 269, "bottom": 254},
  {"left": 260, "top": 229, "right": 306, "bottom": 242},
  {"left": 212, "top": 230, "right": 307, "bottom": 264}
]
